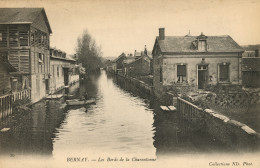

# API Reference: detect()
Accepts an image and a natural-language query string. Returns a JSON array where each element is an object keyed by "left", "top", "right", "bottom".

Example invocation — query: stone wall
[
  {"left": 162, "top": 55, "right": 241, "bottom": 86},
  {"left": 204, "top": 109, "right": 259, "bottom": 150},
  {"left": 177, "top": 97, "right": 260, "bottom": 150},
  {"left": 153, "top": 56, "right": 163, "bottom": 99},
  {"left": 117, "top": 74, "right": 153, "bottom": 95}
]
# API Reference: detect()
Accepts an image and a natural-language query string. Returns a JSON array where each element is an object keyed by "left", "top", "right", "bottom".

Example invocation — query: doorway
[
  {"left": 63, "top": 68, "right": 69, "bottom": 86},
  {"left": 198, "top": 65, "right": 208, "bottom": 89},
  {"left": 45, "top": 79, "right": 49, "bottom": 94}
]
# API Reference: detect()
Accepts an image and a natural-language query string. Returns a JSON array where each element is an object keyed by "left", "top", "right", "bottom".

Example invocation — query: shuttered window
[
  {"left": 160, "top": 66, "right": 162, "bottom": 82},
  {"left": 0, "top": 25, "right": 7, "bottom": 47},
  {"left": 177, "top": 65, "right": 186, "bottom": 76},
  {"left": 57, "top": 67, "right": 59, "bottom": 77},
  {"left": 219, "top": 64, "right": 229, "bottom": 82},
  {"left": 9, "top": 25, "right": 18, "bottom": 47},
  {"left": 18, "top": 25, "right": 29, "bottom": 46},
  {"left": 177, "top": 64, "right": 187, "bottom": 83},
  {"left": 19, "top": 31, "right": 29, "bottom": 46}
]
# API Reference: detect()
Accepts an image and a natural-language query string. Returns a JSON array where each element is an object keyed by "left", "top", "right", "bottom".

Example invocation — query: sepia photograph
[{"left": 0, "top": 0, "right": 260, "bottom": 167}]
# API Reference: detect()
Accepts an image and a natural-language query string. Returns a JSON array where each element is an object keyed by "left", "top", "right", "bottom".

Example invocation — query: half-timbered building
[{"left": 0, "top": 8, "right": 52, "bottom": 102}]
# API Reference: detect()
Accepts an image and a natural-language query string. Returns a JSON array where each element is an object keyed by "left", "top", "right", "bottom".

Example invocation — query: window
[
  {"left": 19, "top": 31, "right": 29, "bottom": 46},
  {"left": 9, "top": 25, "right": 19, "bottom": 47},
  {"left": 219, "top": 63, "right": 229, "bottom": 82},
  {"left": 198, "top": 41, "right": 206, "bottom": 51},
  {"left": 31, "top": 32, "right": 34, "bottom": 44},
  {"left": 38, "top": 53, "right": 43, "bottom": 64},
  {"left": 177, "top": 64, "right": 186, "bottom": 83},
  {"left": 52, "top": 65, "right": 55, "bottom": 77},
  {"left": 0, "top": 26, "right": 8, "bottom": 47},
  {"left": 198, "top": 65, "right": 207, "bottom": 70},
  {"left": 57, "top": 67, "right": 59, "bottom": 77},
  {"left": 160, "top": 66, "right": 162, "bottom": 82}
]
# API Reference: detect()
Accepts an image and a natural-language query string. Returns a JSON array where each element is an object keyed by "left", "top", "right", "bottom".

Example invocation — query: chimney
[
  {"left": 159, "top": 28, "right": 165, "bottom": 40},
  {"left": 144, "top": 45, "right": 147, "bottom": 55},
  {"left": 255, "top": 49, "right": 259, "bottom": 57}
]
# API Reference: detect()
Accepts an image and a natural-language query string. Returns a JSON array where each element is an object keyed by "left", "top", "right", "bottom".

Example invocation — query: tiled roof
[
  {"left": 0, "top": 8, "right": 52, "bottom": 33},
  {"left": 123, "top": 56, "right": 135, "bottom": 64},
  {"left": 242, "top": 50, "right": 258, "bottom": 57},
  {"left": 242, "top": 58, "right": 260, "bottom": 71},
  {"left": 113, "top": 53, "right": 126, "bottom": 62},
  {"left": 50, "top": 55, "right": 76, "bottom": 62},
  {"left": 125, "top": 55, "right": 151, "bottom": 66},
  {"left": 0, "top": 8, "right": 42, "bottom": 23},
  {"left": 156, "top": 35, "right": 244, "bottom": 53},
  {"left": 134, "top": 51, "right": 142, "bottom": 57},
  {"left": 66, "top": 54, "right": 77, "bottom": 61}
]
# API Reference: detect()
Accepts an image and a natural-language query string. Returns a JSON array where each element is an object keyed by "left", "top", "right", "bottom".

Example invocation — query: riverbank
[
  {"left": 109, "top": 71, "right": 260, "bottom": 151},
  {"left": 115, "top": 73, "right": 154, "bottom": 95}
]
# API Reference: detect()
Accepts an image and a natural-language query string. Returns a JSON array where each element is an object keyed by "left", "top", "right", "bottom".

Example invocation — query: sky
[{"left": 1, "top": 0, "right": 260, "bottom": 57}]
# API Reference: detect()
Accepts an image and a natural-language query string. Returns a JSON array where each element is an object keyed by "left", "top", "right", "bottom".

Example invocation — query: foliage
[
  {"left": 76, "top": 30, "right": 104, "bottom": 74},
  {"left": 12, "top": 97, "right": 31, "bottom": 114},
  {"left": 12, "top": 97, "right": 31, "bottom": 108}
]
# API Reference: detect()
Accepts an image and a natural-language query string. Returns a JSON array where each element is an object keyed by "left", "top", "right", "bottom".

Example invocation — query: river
[{"left": 0, "top": 70, "right": 247, "bottom": 161}]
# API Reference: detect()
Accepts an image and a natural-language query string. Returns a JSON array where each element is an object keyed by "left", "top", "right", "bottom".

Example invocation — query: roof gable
[
  {"left": 0, "top": 8, "right": 52, "bottom": 33},
  {"left": 123, "top": 56, "right": 135, "bottom": 64},
  {"left": 113, "top": 53, "right": 126, "bottom": 62},
  {"left": 126, "top": 54, "right": 151, "bottom": 66},
  {"left": 156, "top": 35, "right": 244, "bottom": 53}
]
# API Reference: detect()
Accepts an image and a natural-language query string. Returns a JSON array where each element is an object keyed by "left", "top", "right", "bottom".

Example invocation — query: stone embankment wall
[
  {"left": 176, "top": 97, "right": 260, "bottom": 150},
  {"left": 117, "top": 74, "right": 153, "bottom": 95},
  {"left": 203, "top": 108, "right": 259, "bottom": 150}
]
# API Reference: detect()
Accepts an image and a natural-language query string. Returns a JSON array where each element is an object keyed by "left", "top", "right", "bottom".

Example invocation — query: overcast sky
[{"left": 1, "top": 0, "right": 260, "bottom": 57}]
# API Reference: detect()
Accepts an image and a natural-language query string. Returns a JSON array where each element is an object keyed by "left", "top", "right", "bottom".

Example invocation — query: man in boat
[
  {"left": 80, "top": 92, "right": 88, "bottom": 101},
  {"left": 84, "top": 92, "right": 88, "bottom": 100}
]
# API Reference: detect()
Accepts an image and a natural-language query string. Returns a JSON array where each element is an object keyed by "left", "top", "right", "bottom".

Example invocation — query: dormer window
[
  {"left": 197, "top": 32, "right": 207, "bottom": 51},
  {"left": 198, "top": 40, "right": 206, "bottom": 51}
]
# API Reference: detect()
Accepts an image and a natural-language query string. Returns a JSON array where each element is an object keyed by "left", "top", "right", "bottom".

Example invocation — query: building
[
  {"left": 242, "top": 50, "right": 260, "bottom": 88},
  {"left": 0, "top": 54, "right": 17, "bottom": 96},
  {"left": 124, "top": 47, "right": 152, "bottom": 77},
  {"left": 0, "top": 8, "right": 52, "bottom": 103},
  {"left": 49, "top": 48, "right": 79, "bottom": 93},
  {"left": 113, "top": 52, "right": 126, "bottom": 74},
  {"left": 105, "top": 60, "right": 113, "bottom": 72},
  {"left": 152, "top": 28, "right": 244, "bottom": 99}
]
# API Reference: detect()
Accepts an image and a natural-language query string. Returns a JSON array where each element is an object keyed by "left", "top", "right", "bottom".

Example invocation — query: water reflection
[
  {"left": 52, "top": 71, "right": 156, "bottom": 158},
  {"left": 0, "top": 98, "right": 67, "bottom": 156},
  {"left": 0, "top": 70, "right": 258, "bottom": 159}
]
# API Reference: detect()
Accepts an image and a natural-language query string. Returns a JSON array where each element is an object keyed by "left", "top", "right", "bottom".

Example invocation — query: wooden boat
[
  {"left": 66, "top": 99, "right": 96, "bottom": 106},
  {"left": 160, "top": 105, "right": 177, "bottom": 112}
]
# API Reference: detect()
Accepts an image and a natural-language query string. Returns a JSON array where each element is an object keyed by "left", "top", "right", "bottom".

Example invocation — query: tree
[{"left": 76, "top": 30, "right": 103, "bottom": 75}]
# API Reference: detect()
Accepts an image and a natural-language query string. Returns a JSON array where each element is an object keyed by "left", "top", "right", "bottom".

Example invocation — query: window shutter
[
  {"left": 219, "top": 64, "right": 229, "bottom": 81},
  {"left": 177, "top": 65, "right": 186, "bottom": 76}
]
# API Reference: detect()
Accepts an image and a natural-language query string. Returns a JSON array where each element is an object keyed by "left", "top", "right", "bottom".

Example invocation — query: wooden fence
[
  {"left": 0, "top": 89, "right": 31, "bottom": 120},
  {"left": 177, "top": 97, "right": 203, "bottom": 121},
  {"left": 12, "top": 89, "right": 31, "bottom": 102}
]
